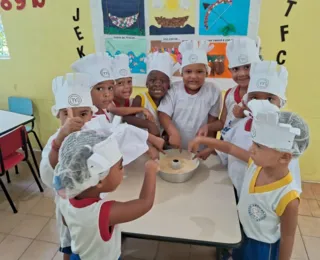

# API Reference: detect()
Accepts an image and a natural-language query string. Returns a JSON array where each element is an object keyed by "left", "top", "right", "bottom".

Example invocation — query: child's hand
[
  {"left": 188, "top": 136, "right": 202, "bottom": 154},
  {"left": 233, "top": 104, "right": 245, "bottom": 118},
  {"left": 145, "top": 159, "right": 160, "bottom": 174},
  {"left": 147, "top": 145, "right": 160, "bottom": 160},
  {"left": 143, "top": 109, "right": 155, "bottom": 122},
  {"left": 197, "top": 124, "right": 209, "bottom": 137},
  {"left": 169, "top": 132, "right": 182, "bottom": 151},
  {"left": 194, "top": 147, "right": 213, "bottom": 160},
  {"left": 58, "top": 109, "right": 84, "bottom": 142}
]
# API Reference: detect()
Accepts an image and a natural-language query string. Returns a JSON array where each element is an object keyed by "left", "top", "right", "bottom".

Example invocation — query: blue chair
[{"left": 8, "top": 97, "right": 43, "bottom": 176}]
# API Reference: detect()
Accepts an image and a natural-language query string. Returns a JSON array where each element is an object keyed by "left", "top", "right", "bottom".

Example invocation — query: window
[{"left": 0, "top": 16, "right": 10, "bottom": 58}]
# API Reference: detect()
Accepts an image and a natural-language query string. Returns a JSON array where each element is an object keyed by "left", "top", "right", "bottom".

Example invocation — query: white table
[
  {"left": 0, "top": 110, "right": 34, "bottom": 135},
  {"left": 108, "top": 155, "right": 242, "bottom": 255}
]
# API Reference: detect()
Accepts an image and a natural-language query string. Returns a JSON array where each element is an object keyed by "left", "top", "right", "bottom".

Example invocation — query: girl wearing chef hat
[
  {"left": 189, "top": 100, "right": 309, "bottom": 260},
  {"left": 158, "top": 40, "right": 222, "bottom": 150},
  {"left": 71, "top": 53, "right": 155, "bottom": 123},
  {"left": 197, "top": 37, "right": 261, "bottom": 140},
  {"left": 53, "top": 129, "right": 159, "bottom": 260},
  {"left": 124, "top": 51, "right": 180, "bottom": 137}
]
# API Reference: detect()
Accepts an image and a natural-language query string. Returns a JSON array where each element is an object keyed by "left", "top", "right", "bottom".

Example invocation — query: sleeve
[
  {"left": 157, "top": 88, "right": 176, "bottom": 117},
  {"left": 99, "top": 200, "right": 115, "bottom": 242},
  {"left": 39, "top": 132, "right": 59, "bottom": 188},
  {"left": 209, "top": 85, "right": 223, "bottom": 118},
  {"left": 137, "top": 94, "right": 145, "bottom": 107},
  {"left": 275, "top": 190, "right": 300, "bottom": 216}
]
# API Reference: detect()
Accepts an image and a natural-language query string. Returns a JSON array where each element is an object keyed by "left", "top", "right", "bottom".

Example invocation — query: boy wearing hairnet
[
  {"left": 53, "top": 130, "right": 159, "bottom": 260},
  {"left": 158, "top": 40, "right": 222, "bottom": 150},
  {"left": 189, "top": 100, "right": 310, "bottom": 260},
  {"left": 194, "top": 61, "right": 302, "bottom": 199}
]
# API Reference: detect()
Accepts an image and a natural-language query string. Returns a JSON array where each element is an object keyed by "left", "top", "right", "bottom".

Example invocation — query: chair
[{"left": 0, "top": 126, "right": 43, "bottom": 213}]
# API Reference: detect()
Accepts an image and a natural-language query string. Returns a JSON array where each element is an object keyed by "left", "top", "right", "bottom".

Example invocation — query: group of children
[{"left": 39, "top": 37, "right": 310, "bottom": 260}]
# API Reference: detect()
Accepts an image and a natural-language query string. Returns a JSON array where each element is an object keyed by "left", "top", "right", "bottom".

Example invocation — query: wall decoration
[
  {"left": 106, "top": 38, "right": 147, "bottom": 74},
  {"left": 148, "top": 0, "right": 195, "bottom": 35},
  {"left": 207, "top": 42, "right": 231, "bottom": 78},
  {"left": 101, "top": 0, "right": 145, "bottom": 35},
  {"left": 199, "top": 0, "right": 251, "bottom": 36}
]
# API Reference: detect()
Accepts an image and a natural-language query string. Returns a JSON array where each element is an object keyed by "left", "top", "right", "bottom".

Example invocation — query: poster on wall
[{"left": 90, "top": 0, "right": 262, "bottom": 88}]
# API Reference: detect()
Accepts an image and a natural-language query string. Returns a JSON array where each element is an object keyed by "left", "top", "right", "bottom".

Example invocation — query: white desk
[
  {"left": 0, "top": 110, "right": 34, "bottom": 135},
  {"left": 109, "top": 155, "right": 242, "bottom": 250}
]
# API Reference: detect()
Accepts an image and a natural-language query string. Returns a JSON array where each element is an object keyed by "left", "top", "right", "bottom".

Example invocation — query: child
[
  {"left": 197, "top": 37, "right": 261, "bottom": 139},
  {"left": 124, "top": 51, "right": 180, "bottom": 137},
  {"left": 195, "top": 61, "right": 303, "bottom": 197},
  {"left": 53, "top": 129, "right": 159, "bottom": 260},
  {"left": 71, "top": 53, "right": 154, "bottom": 122},
  {"left": 158, "top": 40, "right": 222, "bottom": 150},
  {"left": 189, "top": 102, "right": 310, "bottom": 260}
]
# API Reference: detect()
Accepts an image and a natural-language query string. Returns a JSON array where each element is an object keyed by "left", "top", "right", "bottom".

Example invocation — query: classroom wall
[{"left": 0, "top": 0, "right": 319, "bottom": 182}]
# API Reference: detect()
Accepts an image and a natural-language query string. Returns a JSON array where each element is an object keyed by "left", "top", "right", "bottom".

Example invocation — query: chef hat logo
[
  {"left": 256, "top": 78, "right": 269, "bottom": 89},
  {"left": 119, "top": 69, "right": 128, "bottom": 77},
  {"left": 100, "top": 68, "right": 110, "bottom": 78},
  {"left": 188, "top": 54, "right": 198, "bottom": 63},
  {"left": 68, "top": 94, "right": 82, "bottom": 106},
  {"left": 238, "top": 54, "right": 249, "bottom": 64}
]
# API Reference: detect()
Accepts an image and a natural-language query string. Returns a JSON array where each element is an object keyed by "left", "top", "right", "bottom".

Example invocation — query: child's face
[
  {"left": 182, "top": 64, "right": 207, "bottom": 91},
  {"left": 98, "top": 158, "right": 124, "bottom": 192},
  {"left": 230, "top": 64, "right": 251, "bottom": 88},
  {"left": 146, "top": 70, "right": 170, "bottom": 99},
  {"left": 114, "top": 77, "right": 133, "bottom": 100},
  {"left": 91, "top": 80, "right": 114, "bottom": 110},
  {"left": 249, "top": 142, "right": 291, "bottom": 168},
  {"left": 58, "top": 107, "right": 92, "bottom": 125},
  {"left": 247, "top": 92, "right": 281, "bottom": 108}
]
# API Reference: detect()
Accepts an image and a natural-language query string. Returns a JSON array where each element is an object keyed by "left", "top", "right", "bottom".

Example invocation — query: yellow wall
[{"left": 0, "top": 0, "right": 319, "bottom": 181}]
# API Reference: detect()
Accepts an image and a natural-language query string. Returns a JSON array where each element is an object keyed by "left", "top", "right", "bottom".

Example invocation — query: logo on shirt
[
  {"left": 238, "top": 54, "right": 249, "bottom": 64},
  {"left": 68, "top": 94, "right": 82, "bottom": 106},
  {"left": 251, "top": 126, "right": 256, "bottom": 138},
  {"left": 189, "top": 54, "right": 198, "bottom": 63},
  {"left": 256, "top": 78, "right": 269, "bottom": 89},
  {"left": 100, "top": 68, "right": 110, "bottom": 78},
  {"left": 119, "top": 69, "right": 128, "bottom": 77},
  {"left": 248, "top": 204, "right": 266, "bottom": 222}
]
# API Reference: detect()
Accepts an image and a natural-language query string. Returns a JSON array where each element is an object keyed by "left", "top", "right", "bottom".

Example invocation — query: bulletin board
[{"left": 90, "top": 0, "right": 262, "bottom": 89}]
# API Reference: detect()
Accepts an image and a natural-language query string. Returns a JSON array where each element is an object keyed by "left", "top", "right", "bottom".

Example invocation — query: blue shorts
[
  {"left": 232, "top": 234, "right": 279, "bottom": 260},
  {"left": 59, "top": 246, "right": 72, "bottom": 255}
]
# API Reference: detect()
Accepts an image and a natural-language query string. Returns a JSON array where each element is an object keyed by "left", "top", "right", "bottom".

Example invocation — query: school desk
[{"left": 108, "top": 154, "right": 242, "bottom": 258}]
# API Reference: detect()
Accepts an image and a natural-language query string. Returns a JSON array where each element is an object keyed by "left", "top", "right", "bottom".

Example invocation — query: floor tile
[
  {"left": 303, "top": 236, "right": 320, "bottom": 260},
  {"left": 6, "top": 190, "right": 42, "bottom": 214},
  {"left": 10, "top": 214, "right": 49, "bottom": 239},
  {"left": 301, "top": 183, "right": 315, "bottom": 199},
  {"left": 123, "top": 238, "right": 159, "bottom": 260},
  {"left": 299, "top": 199, "right": 312, "bottom": 216},
  {"left": 36, "top": 219, "right": 60, "bottom": 244},
  {"left": 189, "top": 245, "right": 216, "bottom": 260},
  {"left": 298, "top": 216, "right": 320, "bottom": 237},
  {"left": 0, "top": 211, "right": 26, "bottom": 233},
  {"left": 308, "top": 200, "right": 320, "bottom": 217},
  {"left": 155, "top": 241, "right": 191, "bottom": 260},
  {"left": 19, "top": 240, "right": 58, "bottom": 260},
  {"left": 0, "top": 233, "right": 6, "bottom": 243},
  {"left": 311, "top": 183, "right": 320, "bottom": 200},
  {"left": 291, "top": 235, "right": 308, "bottom": 260},
  {"left": 0, "top": 235, "right": 32, "bottom": 260},
  {"left": 28, "top": 197, "right": 55, "bottom": 217},
  {"left": 52, "top": 250, "right": 64, "bottom": 260}
]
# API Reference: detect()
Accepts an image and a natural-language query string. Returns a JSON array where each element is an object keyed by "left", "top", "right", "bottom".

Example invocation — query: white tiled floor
[{"left": 0, "top": 158, "right": 320, "bottom": 259}]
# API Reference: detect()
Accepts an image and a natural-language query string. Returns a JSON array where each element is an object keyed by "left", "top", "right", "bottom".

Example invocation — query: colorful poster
[
  {"left": 106, "top": 38, "right": 147, "bottom": 74},
  {"left": 207, "top": 42, "right": 231, "bottom": 79},
  {"left": 199, "top": 0, "right": 251, "bottom": 36},
  {"left": 148, "top": 0, "right": 195, "bottom": 35},
  {"left": 101, "top": 0, "right": 145, "bottom": 36}
]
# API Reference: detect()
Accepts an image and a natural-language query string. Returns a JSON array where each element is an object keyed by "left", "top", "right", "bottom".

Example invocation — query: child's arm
[
  {"left": 279, "top": 198, "right": 300, "bottom": 260},
  {"left": 188, "top": 136, "right": 250, "bottom": 162},
  {"left": 158, "top": 111, "right": 181, "bottom": 149},
  {"left": 108, "top": 160, "right": 158, "bottom": 226}
]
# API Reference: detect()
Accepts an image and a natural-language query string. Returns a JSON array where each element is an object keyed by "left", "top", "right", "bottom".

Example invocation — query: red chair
[{"left": 0, "top": 126, "right": 43, "bottom": 213}]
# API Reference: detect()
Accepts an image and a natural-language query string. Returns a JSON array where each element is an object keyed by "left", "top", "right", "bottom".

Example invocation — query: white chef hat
[
  {"left": 147, "top": 52, "right": 180, "bottom": 80},
  {"left": 178, "top": 40, "right": 214, "bottom": 73},
  {"left": 53, "top": 125, "right": 149, "bottom": 198},
  {"left": 226, "top": 37, "right": 261, "bottom": 68},
  {"left": 112, "top": 54, "right": 132, "bottom": 80},
  {"left": 248, "top": 61, "right": 288, "bottom": 102},
  {"left": 248, "top": 100, "right": 309, "bottom": 157},
  {"left": 51, "top": 73, "right": 97, "bottom": 116},
  {"left": 71, "top": 53, "right": 114, "bottom": 88}
]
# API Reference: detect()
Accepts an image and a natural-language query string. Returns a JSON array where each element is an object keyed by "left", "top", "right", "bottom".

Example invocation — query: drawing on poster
[
  {"left": 101, "top": 0, "right": 145, "bottom": 35},
  {"left": 106, "top": 38, "right": 147, "bottom": 74},
  {"left": 199, "top": 0, "right": 251, "bottom": 36},
  {"left": 207, "top": 42, "right": 231, "bottom": 78},
  {"left": 148, "top": 0, "right": 195, "bottom": 35}
]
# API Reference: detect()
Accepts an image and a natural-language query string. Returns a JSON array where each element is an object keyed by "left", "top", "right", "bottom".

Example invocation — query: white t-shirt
[
  {"left": 238, "top": 159, "right": 300, "bottom": 243},
  {"left": 158, "top": 81, "right": 222, "bottom": 149}
]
